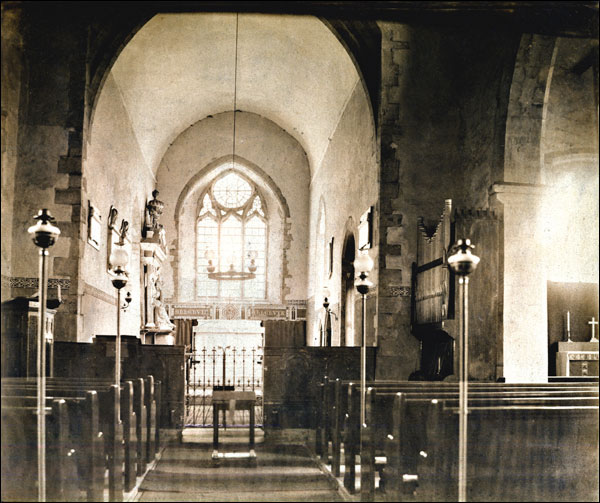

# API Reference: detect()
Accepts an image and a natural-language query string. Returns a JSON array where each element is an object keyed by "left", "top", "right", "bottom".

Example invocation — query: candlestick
[{"left": 566, "top": 311, "right": 572, "bottom": 342}]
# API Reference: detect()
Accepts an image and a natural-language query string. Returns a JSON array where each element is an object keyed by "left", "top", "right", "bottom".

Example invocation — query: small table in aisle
[{"left": 212, "top": 390, "right": 257, "bottom": 460}]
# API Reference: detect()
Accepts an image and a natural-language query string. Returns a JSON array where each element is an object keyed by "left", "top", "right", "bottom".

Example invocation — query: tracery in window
[
  {"left": 212, "top": 172, "right": 253, "bottom": 208},
  {"left": 196, "top": 171, "right": 267, "bottom": 300}
]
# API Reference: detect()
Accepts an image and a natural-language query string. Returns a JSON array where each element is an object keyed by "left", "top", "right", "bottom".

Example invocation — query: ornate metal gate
[{"left": 184, "top": 346, "right": 263, "bottom": 427}]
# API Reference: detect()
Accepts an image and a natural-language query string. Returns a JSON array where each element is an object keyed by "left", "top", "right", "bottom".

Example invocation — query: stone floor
[{"left": 133, "top": 430, "right": 345, "bottom": 502}]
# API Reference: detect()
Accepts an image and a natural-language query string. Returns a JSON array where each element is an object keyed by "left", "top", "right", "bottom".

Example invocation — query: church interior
[{"left": 1, "top": 1, "right": 599, "bottom": 502}]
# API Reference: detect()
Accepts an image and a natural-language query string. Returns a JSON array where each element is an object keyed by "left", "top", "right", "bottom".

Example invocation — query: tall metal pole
[
  {"left": 37, "top": 248, "right": 48, "bottom": 502},
  {"left": 458, "top": 276, "right": 469, "bottom": 502},
  {"left": 29, "top": 209, "right": 60, "bottom": 503},
  {"left": 354, "top": 250, "right": 374, "bottom": 454},
  {"left": 109, "top": 244, "right": 128, "bottom": 422},
  {"left": 447, "top": 238, "right": 479, "bottom": 503},
  {"left": 360, "top": 291, "right": 367, "bottom": 427},
  {"left": 116, "top": 288, "right": 121, "bottom": 386}
]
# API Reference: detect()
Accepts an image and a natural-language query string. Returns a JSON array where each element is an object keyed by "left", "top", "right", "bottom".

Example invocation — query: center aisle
[{"left": 135, "top": 436, "right": 344, "bottom": 502}]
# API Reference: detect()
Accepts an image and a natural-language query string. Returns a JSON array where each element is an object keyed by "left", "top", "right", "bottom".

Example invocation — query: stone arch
[
  {"left": 86, "top": 10, "right": 380, "bottom": 140},
  {"left": 172, "top": 155, "right": 291, "bottom": 303},
  {"left": 174, "top": 155, "right": 290, "bottom": 221},
  {"left": 320, "top": 19, "right": 381, "bottom": 135},
  {"left": 340, "top": 218, "right": 357, "bottom": 347},
  {"left": 312, "top": 197, "right": 327, "bottom": 345},
  {"left": 503, "top": 34, "right": 557, "bottom": 184}
]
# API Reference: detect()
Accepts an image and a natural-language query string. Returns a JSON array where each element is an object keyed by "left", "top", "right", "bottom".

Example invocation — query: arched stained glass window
[{"left": 196, "top": 170, "right": 267, "bottom": 299}]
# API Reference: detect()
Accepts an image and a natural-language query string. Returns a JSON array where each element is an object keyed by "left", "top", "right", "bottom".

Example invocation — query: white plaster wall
[
  {"left": 307, "top": 82, "right": 378, "bottom": 346},
  {"left": 82, "top": 72, "right": 155, "bottom": 341},
  {"left": 155, "top": 111, "right": 310, "bottom": 303},
  {"left": 497, "top": 37, "right": 598, "bottom": 381},
  {"left": 110, "top": 13, "right": 359, "bottom": 176},
  {"left": 540, "top": 38, "right": 598, "bottom": 285}
]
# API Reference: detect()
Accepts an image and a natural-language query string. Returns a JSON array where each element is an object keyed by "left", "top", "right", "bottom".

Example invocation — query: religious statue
[
  {"left": 153, "top": 277, "right": 174, "bottom": 332},
  {"left": 158, "top": 226, "right": 167, "bottom": 249},
  {"left": 144, "top": 189, "right": 165, "bottom": 236}
]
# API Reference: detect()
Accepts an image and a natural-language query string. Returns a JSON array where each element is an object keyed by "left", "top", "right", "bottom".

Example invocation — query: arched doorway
[{"left": 340, "top": 232, "right": 356, "bottom": 346}]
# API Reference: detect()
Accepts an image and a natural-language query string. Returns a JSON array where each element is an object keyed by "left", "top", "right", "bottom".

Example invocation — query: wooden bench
[
  {"left": 4, "top": 375, "right": 161, "bottom": 479},
  {"left": 367, "top": 390, "right": 599, "bottom": 501},
  {"left": 1, "top": 399, "right": 78, "bottom": 502},
  {"left": 2, "top": 379, "right": 128, "bottom": 499},
  {"left": 318, "top": 380, "right": 599, "bottom": 494},
  {"left": 317, "top": 377, "right": 597, "bottom": 469},
  {"left": 42, "top": 375, "right": 161, "bottom": 461},
  {"left": 419, "top": 400, "right": 599, "bottom": 501},
  {"left": 2, "top": 391, "right": 103, "bottom": 501}
]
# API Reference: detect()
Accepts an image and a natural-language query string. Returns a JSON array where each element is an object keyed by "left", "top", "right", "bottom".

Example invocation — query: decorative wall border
[
  {"left": 387, "top": 285, "right": 411, "bottom": 297},
  {"left": 169, "top": 300, "right": 307, "bottom": 321},
  {"left": 286, "top": 299, "right": 308, "bottom": 307},
  {"left": 8, "top": 276, "right": 71, "bottom": 290}
]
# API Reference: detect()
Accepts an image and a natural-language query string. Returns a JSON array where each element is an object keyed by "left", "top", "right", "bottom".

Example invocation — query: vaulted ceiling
[{"left": 107, "top": 13, "right": 361, "bottom": 175}]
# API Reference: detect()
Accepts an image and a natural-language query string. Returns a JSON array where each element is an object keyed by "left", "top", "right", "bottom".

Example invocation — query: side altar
[{"left": 556, "top": 341, "right": 599, "bottom": 377}]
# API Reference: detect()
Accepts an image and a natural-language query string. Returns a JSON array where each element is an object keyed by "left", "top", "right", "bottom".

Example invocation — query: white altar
[{"left": 192, "top": 319, "right": 264, "bottom": 351}]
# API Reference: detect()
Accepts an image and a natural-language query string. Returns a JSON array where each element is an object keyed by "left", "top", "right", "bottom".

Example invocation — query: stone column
[{"left": 490, "top": 182, "right": 549, "bottom": 382}]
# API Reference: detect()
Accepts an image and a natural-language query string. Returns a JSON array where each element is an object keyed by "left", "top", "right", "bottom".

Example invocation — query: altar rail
[{"left": 184, "top": 347, "right": 263, "bottom": 427}]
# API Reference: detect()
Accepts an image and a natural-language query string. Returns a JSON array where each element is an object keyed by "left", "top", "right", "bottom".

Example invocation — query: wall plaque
[
  {"left": 358, "top": 206, "right": 373, "bottom": 250},
  {"left": 87, "top": 201, "right": 101, "bottom": 250}
]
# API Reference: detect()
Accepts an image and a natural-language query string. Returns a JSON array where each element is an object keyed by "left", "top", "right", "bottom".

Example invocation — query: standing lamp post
[
  {"left": 28, "top": 209, "right": 60, "bottom": 502},
  {"left": 353, "top": 251, "right": 374, "bottom": 430},
  {"left": 447, "top": 239, "right": 480, "bottom": 503},
  {"left": 109, "top": 245, "right": 129, "bottom": 387},
  {"left": 322, "top": 286, "right": 335, "bottom": 347}
]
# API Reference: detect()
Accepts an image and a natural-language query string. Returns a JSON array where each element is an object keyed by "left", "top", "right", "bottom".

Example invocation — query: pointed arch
[{"left": 174, "top": 155, "right": 289, "bottom": 303}]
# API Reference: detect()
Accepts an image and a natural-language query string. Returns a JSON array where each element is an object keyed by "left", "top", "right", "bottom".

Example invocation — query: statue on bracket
[
  {"left": 143, "top": 189, "right": 167, "bottom": 249},
  {"left": 144, "top": 190, "right": 163, "bottom": 232},
  {"left": 153, "top": 275, "right": 174, "bottom": 332}
]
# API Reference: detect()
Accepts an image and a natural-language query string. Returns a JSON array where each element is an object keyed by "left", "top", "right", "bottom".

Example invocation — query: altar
[
  {"left": 556, "top": 341, "right": 599, "bottom": 377},
  {"left": 192, "top": 319, "right": 264, "bottom": 351}
]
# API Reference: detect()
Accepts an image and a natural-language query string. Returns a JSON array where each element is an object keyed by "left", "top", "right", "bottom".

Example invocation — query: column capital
[{"left": 489, "top": 182, "right": 550, "bottom": 203}]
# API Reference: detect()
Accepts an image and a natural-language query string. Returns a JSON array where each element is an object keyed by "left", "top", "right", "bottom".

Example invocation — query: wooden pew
[
  {"left": 317, "top": 377, "right": 598, "bottom": 470},
  {"left": 331, "top": 381, "right": 598, "bottom": 494},
  {"left": 1, "top": 399, "right": 77, "bottom": 502},
  {"left": 2, "top": 380, "right": 126, "bottom": 501},
  {"left": 42, "top": 377, "right": 143, "bottom": 489},
  {"left": 145, "top": 375, "right": 157, "bottom": 463},
  {"left": 419, "top": 400, "right": 599, "bottom": 502},
  {"left": 317, "top": 378, "right": 404, "bottom": 460},
  {"left": 53, "top": 375, "right": 161, "bottom": 461},
  {"left": 5, "top": 375, "right": 160, "bottom": 481},
  {"left": 369, "top": 391, "right": 599, "bottom": 501},
  {"left": 45, "top": 375, "right": 159, "bottom": 480},
  {"left": 132, "top": 377, "right": 148, "bottom": 475},
  {"left": 2, "top": 391, "right": 103, "bottom": 501}
]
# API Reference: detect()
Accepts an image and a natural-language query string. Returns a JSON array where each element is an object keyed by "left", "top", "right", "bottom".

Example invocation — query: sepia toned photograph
[{"left": 1, "top": 1, "right": 598, "bottom": 501}]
